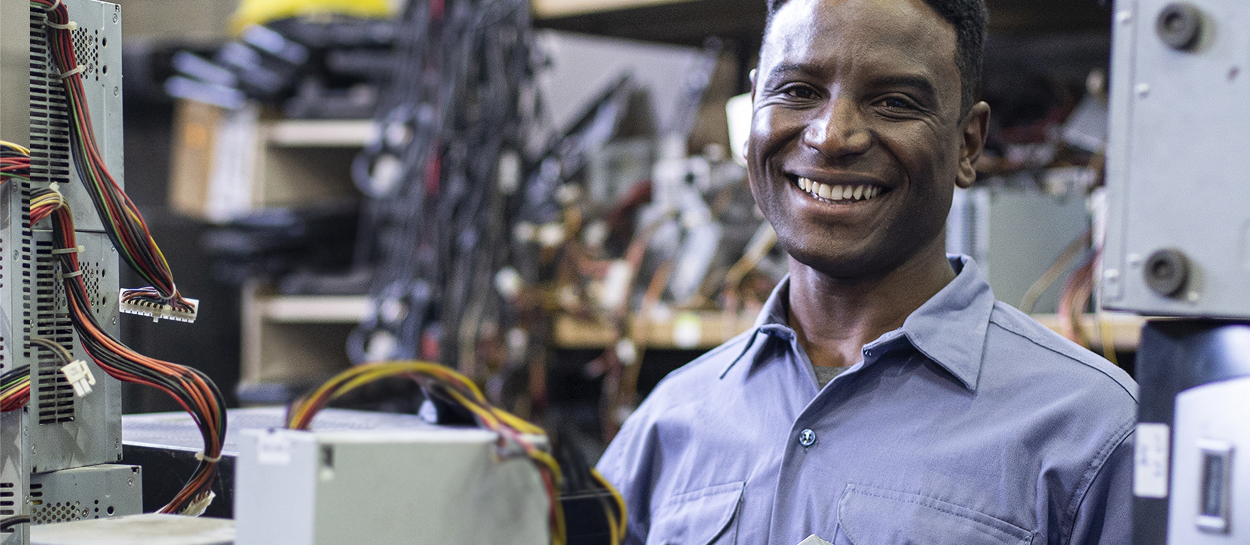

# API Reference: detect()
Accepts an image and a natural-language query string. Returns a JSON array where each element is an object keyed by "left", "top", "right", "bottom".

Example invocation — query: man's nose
[{"left": 803, "top": 99, "right": 871, "bottom": 158}]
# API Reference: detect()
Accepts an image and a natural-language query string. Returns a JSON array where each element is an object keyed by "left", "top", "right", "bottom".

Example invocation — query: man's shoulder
[{"left": 985, "top": 301, "right": 1138, "bottom": 403}]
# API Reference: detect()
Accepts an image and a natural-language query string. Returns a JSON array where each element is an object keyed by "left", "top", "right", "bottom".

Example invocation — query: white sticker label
[
  {"left": 257, "top": 431, "right": 293, "bottom": 466},
  {"left": 1134, "top": 422, "right": 1170, "bottom": 498}
]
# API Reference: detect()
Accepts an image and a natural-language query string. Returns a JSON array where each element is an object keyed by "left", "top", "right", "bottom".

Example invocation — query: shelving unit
[{"left": 244, "top": 291, "right": 1147, "bottom": 356}]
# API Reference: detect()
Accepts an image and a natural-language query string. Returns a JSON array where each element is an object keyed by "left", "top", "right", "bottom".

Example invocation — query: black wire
[{"left": 0, "top": 515, "right": 30, "bottom": 531}]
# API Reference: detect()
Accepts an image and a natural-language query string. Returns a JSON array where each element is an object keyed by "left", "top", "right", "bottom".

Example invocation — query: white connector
[
  {"left": 60, "top": 360, "right": 96, "bottom": 398},
  {"left": 119, "top": 289, "right": 200, "bottom": 323}
]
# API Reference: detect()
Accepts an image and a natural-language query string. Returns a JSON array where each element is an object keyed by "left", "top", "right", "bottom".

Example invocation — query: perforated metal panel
[
  {"left": 23, "top": 0, "right": 124, "bottom": 478},
  {"left": 29, "top": 465, "right": 140, "bottom": 525}
]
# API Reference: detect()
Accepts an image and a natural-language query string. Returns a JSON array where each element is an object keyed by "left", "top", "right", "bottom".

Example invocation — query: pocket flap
[
  {"left": 648, "top": 481, "right": 745, "bottom": 545},
  {"left": 837, "top": 484, "right": 1032, "bottom": 545}
]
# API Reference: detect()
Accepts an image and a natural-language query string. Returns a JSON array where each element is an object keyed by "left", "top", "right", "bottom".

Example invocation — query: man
[{"left": 596, "top": 0, "right": 1138, "bottom": 543}]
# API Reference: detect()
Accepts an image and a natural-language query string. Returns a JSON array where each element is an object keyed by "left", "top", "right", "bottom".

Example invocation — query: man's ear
[{"left": 956, "top": 101, "right": 991, "bottom": 189}]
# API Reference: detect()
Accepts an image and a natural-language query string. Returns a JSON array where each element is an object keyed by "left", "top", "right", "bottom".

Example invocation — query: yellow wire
[
  {"left": 1, "top": 141, "right": 31, "bottom": 155},
  {"left": 592, "top": 469, "right": 628, "bottom": 540}
]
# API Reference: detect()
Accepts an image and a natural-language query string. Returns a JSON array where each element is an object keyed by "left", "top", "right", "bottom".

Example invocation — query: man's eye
[
  {"left": 878, "top": 96, "right": 915, "bottom": 110},
  {"left": 781, "top": 85, "right": 819, "bottom": 100}
]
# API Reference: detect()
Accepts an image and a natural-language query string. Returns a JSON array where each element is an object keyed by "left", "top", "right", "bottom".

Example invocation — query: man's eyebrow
[
  {"left": 765, "top": 62, "right": 824, "bottom": 79},
  {"left": 871, "top": 74, "right": 938, "bottom": 99}
]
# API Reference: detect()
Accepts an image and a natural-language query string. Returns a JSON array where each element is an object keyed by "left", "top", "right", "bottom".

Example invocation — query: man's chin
[{"left": 780, "top": 241, "right": 896, "bottom": 281}]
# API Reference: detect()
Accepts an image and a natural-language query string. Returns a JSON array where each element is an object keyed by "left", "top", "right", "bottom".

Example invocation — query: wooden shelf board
[
  {"left": 258, "top": 295, "right": 370, "bottom": 323},
  {"left": 532, "top": 0, "right": 697, "bottom": 18},
  {"left": 263, "top": 119, "right": 375, "bottom": 147},
  {"left": 249, "top": 294, "right": 1145, "bottom": 352}
]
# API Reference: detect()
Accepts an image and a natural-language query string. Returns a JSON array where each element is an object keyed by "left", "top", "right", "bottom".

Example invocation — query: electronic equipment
[
  {"left": 2, "top": 1, "right": 128, "bottom": 542},
  {"left": 234, "top": 426, "right": 551, "bottom": 545},
  {"left": 4, "top": 1, "right": 227, "bottom": 542},
  {"left": 1103, "top": 1, "right": 1250, "bottom": 543}
]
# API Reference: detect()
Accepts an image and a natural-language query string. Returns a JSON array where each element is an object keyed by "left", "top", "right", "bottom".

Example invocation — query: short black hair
[{"left": 765, "top": 0, "right": 988, "bottom": 113}]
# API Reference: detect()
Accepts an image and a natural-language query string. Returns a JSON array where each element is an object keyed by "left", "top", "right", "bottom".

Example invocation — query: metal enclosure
[
  {"left": 25, "top": 0, "right": 124, "bottom": 476},
  {"left": 0, "top": 3, "right": 34, "bottom": 544},
  {"left": 1169, "top": 377, "right": 1250, "bottom": 544},
  {"left": 2, "top": 2, "right": 126, "bottom": 543},
  {"left": 1103, "top": 0, "right": 1250, "bottom": 319},
  {"left": 235, "top": 427, "right": 550, "bottom": 545},
  {"left": 28, "top": 465, "right": 141, "bottom": 525}
]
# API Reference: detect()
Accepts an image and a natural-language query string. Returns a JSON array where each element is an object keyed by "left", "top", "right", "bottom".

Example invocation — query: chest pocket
[
  {"left": 833, "top": 484, "right": 1034, "bottom": 545},
  {"left": 645, "top": 481, "right": 744, "bottom": 545}
]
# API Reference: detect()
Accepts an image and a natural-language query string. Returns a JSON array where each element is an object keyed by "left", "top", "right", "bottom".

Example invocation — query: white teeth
[{"left": 795, "top": 177, "right": 883, "bottom": 203}]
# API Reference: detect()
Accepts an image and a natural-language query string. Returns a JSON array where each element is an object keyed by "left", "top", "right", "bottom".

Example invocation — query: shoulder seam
[
  {"left": 988, "top": 308, "right": 1138, "bottom": 402},
  {"left": 1062, "top": 420, "right": 1135, "bottom": 544}
]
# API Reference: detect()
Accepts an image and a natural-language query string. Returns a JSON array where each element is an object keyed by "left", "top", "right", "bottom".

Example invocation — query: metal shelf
[{"left": 247, "top": 294, "right": 1146, "bottom": 352}]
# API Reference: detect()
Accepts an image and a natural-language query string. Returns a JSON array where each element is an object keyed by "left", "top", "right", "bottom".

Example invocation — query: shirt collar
[{"left": 726, "top": 255, "right": 996, "bottom": 391}]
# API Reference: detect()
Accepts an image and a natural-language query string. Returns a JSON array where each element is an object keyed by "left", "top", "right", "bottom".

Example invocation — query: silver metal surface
[
  {"left": 946, "top": 187, "right": 1091, "bottom": 314},
  {"left": 234, "top": 427, "right": 549, "bottom": 545},
  {"left": 30, "top": 514, "right": 234, "bottom": 545},
  {"left": 28, "top": 231, "right": 122, "bottom": 475},
  {"left": 1168, "top": 376, "right": 1250, "bottom": 544},
  {"left": 1, "top": 3, "right": 125, "bottom": 543},
  {"left": 29, "top": 465, "right": 141, "bottom": 525},
  {"left": 1103, "top": 0, "right": 1250, "bottom": 319},
  {"left": 1, "top": 3, "right": 35, "bottom": 543},
  {"left": 25, "top": 0, "right": 124, "bottom": 476}
]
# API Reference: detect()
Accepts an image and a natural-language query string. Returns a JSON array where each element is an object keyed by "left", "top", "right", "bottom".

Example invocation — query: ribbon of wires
[
  {"left": 47, "top": 201, "right": 226, "bottom": 515},
  {"left": 30, "top": 0, "right": 194, "bottom": 314}
]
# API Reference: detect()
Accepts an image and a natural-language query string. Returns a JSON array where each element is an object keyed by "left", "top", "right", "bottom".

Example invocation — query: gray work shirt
[{"left": 597, "top": 255, "right": 1138, "bottom": 545}]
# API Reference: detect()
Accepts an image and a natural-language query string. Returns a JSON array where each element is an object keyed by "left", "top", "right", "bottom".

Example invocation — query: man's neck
[{"left": 786, "top": 246, "right": 957, "bottom": 369}]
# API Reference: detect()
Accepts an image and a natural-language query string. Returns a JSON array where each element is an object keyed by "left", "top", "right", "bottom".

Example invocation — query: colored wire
[
  {"left": 47, "top": 202, "right": 226, "bottom": 515},
  {"left": 286, "top": 361, "right": 583, "bottom": 545},
  {"left": 28, "top": 0, "right": 194, "bottom": 314},
  {"left": 1, "top": 141, "right": 31, "bottom": 183}
]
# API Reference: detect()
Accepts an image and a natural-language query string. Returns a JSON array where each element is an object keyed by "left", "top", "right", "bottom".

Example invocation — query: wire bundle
[
  {"left": 1, "top": 141, "right": 31, "bottom": 182},
  {"left": 286, "top": 361, "right": 580, "bottom": 545},
  {"left": 30, "top": 0, "right": 194, "bottom": 315},
  {"left": 0, "top": 366, "right": 29, "bottom": 413},
  {"left": 47, "top": 202, "right": 226, "bottom": 515}
]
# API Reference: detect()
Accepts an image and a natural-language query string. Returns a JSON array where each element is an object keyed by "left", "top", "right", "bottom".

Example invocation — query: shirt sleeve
[
  {"left": 597, "top": 409, "right": 659, "bottom": 545},
  {"left": 1067, "top": 430, "right": 1135, "bottom": 545}
]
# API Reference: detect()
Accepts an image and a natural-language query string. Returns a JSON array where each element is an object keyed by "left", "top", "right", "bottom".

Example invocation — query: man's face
[{"left": 748, "top": 0, "right": 987, "bottom": 279}]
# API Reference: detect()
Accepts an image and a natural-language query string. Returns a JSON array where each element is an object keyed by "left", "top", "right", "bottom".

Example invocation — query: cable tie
[
  {"left": 55, "top": 270, "right": 83, "bottom": 282},
  {"left": 43, "top": 15, "right": 77, "bottom": 31},
  {"left": 44, "top": 0, "right": 63, "bottom": 12},
  {"left": 51, "top": 246, "right": 85, "bottom": 255},
  {"left": 58, "top": 65, "right": 85, "bottom": 80},
  {"left": 195, "top": 451, "right": 223, "bottom": 463}
]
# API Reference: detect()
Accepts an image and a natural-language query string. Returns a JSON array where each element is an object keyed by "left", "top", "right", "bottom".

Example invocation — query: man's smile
[{"left": 787, "top": 173, "right": 891, "bottom": 206}]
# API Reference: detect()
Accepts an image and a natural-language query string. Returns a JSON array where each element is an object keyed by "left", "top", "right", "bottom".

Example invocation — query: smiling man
[{"left": 596, "top": 0, "right": 1138, "bottom": 543}]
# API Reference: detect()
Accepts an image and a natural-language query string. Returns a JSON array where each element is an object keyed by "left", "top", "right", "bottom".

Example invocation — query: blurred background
[{"left": 107, "top": 0, "right": 1133, "bottom": 462}]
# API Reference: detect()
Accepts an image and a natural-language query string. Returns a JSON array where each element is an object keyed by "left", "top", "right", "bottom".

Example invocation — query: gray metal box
[
  {"left": 24, "top": 0, "right": 124, "bottom": 476},
  {"left": 30, "top": 465, "right": 141, "bottom": 525},
  {"left": 235, "top": 427, "right": 550, "bottom": 545},
  {"left": 1102, "top": 0, "right": 1250, "bottom": 319},
  {"left": 1168, "top": 377, "right": 1250, "bottom": 544}
]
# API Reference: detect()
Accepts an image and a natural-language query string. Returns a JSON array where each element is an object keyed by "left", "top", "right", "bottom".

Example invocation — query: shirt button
[{"left": 798, "top": 428, "right": 817, "bottom": 447}]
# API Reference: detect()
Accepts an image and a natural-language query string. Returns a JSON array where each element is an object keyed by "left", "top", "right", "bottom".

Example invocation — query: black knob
[
  {"left": 1144, "top": 249, "right": 1190, "bottom": 298},
  {"left": 1157, "top": 3, "right": 1204, "bottom": 51}
]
